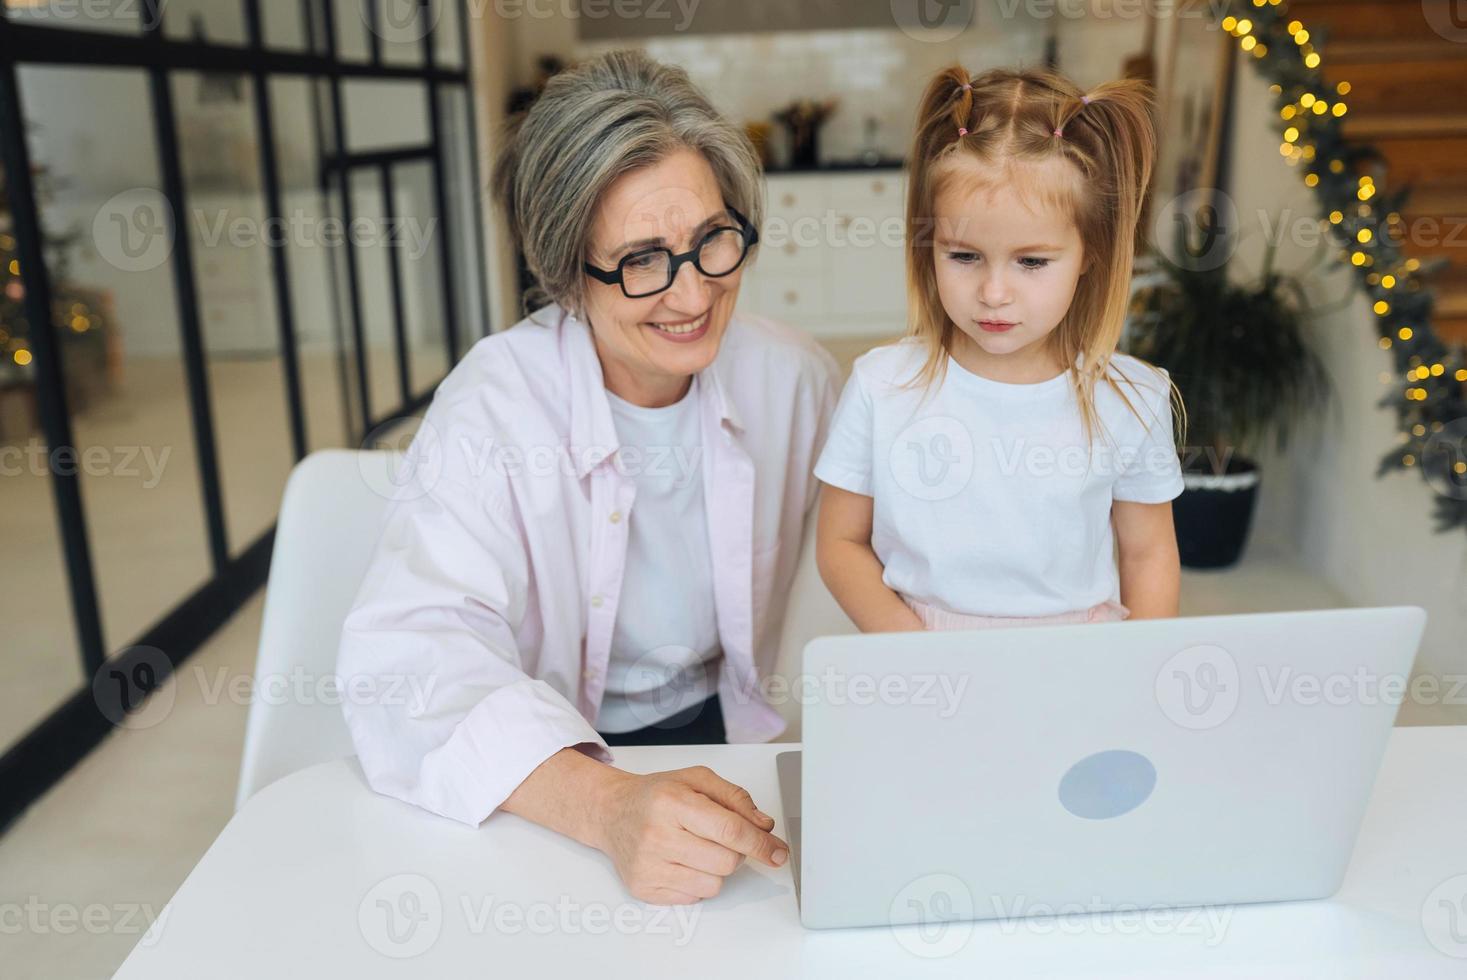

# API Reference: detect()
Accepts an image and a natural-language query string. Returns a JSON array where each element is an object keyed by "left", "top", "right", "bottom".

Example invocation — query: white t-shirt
[
  {"left": 813, "top": 339, "right": 1185, "bottom": 618},
  {"left": 597, "top": 380, "right": 723, "bottom": 733}
]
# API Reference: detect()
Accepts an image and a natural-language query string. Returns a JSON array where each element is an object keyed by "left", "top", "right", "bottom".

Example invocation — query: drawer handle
[
  {"left": 784, "top": 242, "right": 798, "bottom": 255},
  {"left": 784, "top": 290, "right": 798, "bottom": 304},
  {"left": 781, "top": 193, "right": 796, "bottom": 207},
  {"left": 872, "top": 180, "right": 886, "bottom": 194}
]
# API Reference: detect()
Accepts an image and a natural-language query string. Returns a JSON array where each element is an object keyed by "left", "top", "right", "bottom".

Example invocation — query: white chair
[
  {"left": 234, "top": 449, "right": 399, "bottom": 809},
  {"left": 235, "top": 449, "right": 855, "bottom": 808}
]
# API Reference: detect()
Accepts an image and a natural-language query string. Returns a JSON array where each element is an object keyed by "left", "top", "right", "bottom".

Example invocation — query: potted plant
[{"left": 1125, "top": 233, "right": 1334, "bottom": 568}]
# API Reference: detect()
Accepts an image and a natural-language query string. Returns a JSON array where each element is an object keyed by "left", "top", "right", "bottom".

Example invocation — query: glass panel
[
  {"left": 349, "top": 168, "right": 402, "bottom": 422},
  {"left": 332, "top": 0, "right": 370, "bottom": 61},
  {"left": 270, "top": 76, "right": 356, "bottom": 453},
  {"left": 173, "top": 72, "right": 295, "bottom": 558},
  {"left": 261, "top": 0, "right": 308, "bottom": 50},
  {"left": 342, "top": 80, "right": 430, "bottom": 151},
  {"left": 4, "top": 0, "right": 149, "bottom": 33},
  {"left": 434, "top": 0, "right": 464, "bottom": 69},
  {"left": 392, "top": 161, "right": 449, "bottom": 396},
  {"left": 439, "top": 86, "right": 487, "bottom": 350},
  {"left": 376, "top": 0, "right": 426, "bottom": 66},
  {"left": 162, "top": 0, "right": 247, "bottom": 45},
  {"left": 0, "top": 248, "right": 85, "bottom": 755},
  {"left": 17, "top": 65, "right": 212, "bottom": 649}
]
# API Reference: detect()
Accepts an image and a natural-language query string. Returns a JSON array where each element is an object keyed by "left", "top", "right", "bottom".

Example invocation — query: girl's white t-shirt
[{"left": 813, "top": 339, "right": 1185, "bottom": 618}]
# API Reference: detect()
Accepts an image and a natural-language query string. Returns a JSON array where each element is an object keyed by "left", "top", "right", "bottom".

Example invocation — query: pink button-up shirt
[{"left": 338, "top": 304, "right": 839, "bottom": 826}]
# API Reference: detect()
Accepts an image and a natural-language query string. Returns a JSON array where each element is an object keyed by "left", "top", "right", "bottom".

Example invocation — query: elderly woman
[{"left": 337, "top": 50, "right": 837, "bottom": 905}]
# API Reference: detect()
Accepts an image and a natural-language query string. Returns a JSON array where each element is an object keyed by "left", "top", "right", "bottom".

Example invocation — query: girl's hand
[{"left": 816, "top": 483, "right": 926, "bottom": 633}]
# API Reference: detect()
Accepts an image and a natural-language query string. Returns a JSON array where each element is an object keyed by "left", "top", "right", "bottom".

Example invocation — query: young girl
[{"left": 815, "top": 65, "right": 1186, "bottom": 633}]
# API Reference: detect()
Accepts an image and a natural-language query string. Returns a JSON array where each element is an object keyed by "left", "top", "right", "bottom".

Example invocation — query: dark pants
[{"left": 598, "top": 695, "right": 727, "bottom": 746}]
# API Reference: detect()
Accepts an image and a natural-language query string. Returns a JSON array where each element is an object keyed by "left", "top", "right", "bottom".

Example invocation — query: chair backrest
[
  {"left": 235, "top": 448, "right": 855, "bottom": 807},
  {"left": 234, "top": 449, "right": 399, "bottom": 809},
  {"left": 771, "top": 520, "right": 857, "bottom": 742}
]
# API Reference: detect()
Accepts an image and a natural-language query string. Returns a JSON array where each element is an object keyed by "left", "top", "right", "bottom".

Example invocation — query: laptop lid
[{"left": 795, "top": 606, "right": 1427, "bottom": 930}]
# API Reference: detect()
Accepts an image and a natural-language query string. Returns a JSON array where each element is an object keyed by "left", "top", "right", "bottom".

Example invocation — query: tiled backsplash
[{"left": 574, "top": 26, "right": 1052, "bottom": 166}]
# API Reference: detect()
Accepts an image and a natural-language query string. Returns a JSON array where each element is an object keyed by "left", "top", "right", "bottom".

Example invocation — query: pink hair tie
[
  {"left": 958, "top": 127, "right": 969, "bottom": 137},
  {"left": 1053, "top": 126, "right": 1064, "bottom": 137},
  {"left": 1081, "top": 95, "right": 1092, "bottom": 105},
  {"left": 962, "top": 83, "right": 972, "bottom": 91}
]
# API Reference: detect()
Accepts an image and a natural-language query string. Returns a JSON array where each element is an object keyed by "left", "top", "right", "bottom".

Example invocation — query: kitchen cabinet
[{"left": 737, "top": 169, "right": 908, "bottom": 339}]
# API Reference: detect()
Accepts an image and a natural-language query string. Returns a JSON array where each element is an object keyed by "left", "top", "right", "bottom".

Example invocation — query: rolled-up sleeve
[{"left": 337, "top": 392, "right": 611, "bottom": 827}]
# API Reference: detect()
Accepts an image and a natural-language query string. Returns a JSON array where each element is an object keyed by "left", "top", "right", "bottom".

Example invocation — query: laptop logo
[{"left": 1058, "top": 749, "right": 1157, "bottom": 820}]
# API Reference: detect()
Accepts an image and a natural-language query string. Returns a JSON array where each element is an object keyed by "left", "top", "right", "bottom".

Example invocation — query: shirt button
[
  {"left": 609, "top": 510, "right": 622, "bottom": 524},
  {"left": 583, "top": 666, "right": 598, "bottom": 680},
  {"left": 590, "top": 595, "right": 604, "bottom": 609}
]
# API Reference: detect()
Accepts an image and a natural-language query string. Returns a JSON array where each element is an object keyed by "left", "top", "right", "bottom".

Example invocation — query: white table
[{"left": 116, "top": 728, "right": 1467, "bottom": 978}]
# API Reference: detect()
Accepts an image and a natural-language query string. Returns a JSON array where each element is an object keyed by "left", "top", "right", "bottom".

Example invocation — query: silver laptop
[{"left": 776, "top": 606, "right": 1427, "bottom": 930}]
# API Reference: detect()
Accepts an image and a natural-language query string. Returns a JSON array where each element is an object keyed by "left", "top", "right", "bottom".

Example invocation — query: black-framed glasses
[{"left": 584, "top": 206, "right": 760, "bottom": 299}]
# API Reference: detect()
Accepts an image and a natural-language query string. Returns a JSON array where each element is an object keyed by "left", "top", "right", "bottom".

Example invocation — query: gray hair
[{"left": 492, "top": 49, "right": 764, "bottom": 317}]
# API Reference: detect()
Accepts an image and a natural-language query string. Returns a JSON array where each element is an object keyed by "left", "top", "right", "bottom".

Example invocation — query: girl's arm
[
  {"left": 816, "top": 482, "right": 925, "bottom": 633},
  {"left": 1113, "top": 500, "right": 1181, "bottom": 619}
]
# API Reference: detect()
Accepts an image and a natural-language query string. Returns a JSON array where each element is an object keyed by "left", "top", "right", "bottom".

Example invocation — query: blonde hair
[{"left": 904, "top": 64, "right": 1185, "bottom": 448}]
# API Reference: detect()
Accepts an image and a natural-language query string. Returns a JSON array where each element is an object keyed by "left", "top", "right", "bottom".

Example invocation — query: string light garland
[{"left": 1225, "top": 0, "right": 1467, "bottom": 531}]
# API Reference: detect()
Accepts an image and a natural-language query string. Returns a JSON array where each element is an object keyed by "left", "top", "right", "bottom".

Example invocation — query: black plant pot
[{"left": 1173, "top": 457, "right": 1262, "bottom": 569}]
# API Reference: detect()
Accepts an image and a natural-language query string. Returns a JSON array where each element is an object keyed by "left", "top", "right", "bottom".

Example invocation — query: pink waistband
[{"left": 904, "top": 596, "right": 1131, "bottom": 631}]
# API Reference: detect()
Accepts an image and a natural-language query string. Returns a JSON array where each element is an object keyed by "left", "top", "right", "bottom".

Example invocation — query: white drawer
[{"left": 737, "top": 270, "right": 824, "bottom": 328}]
